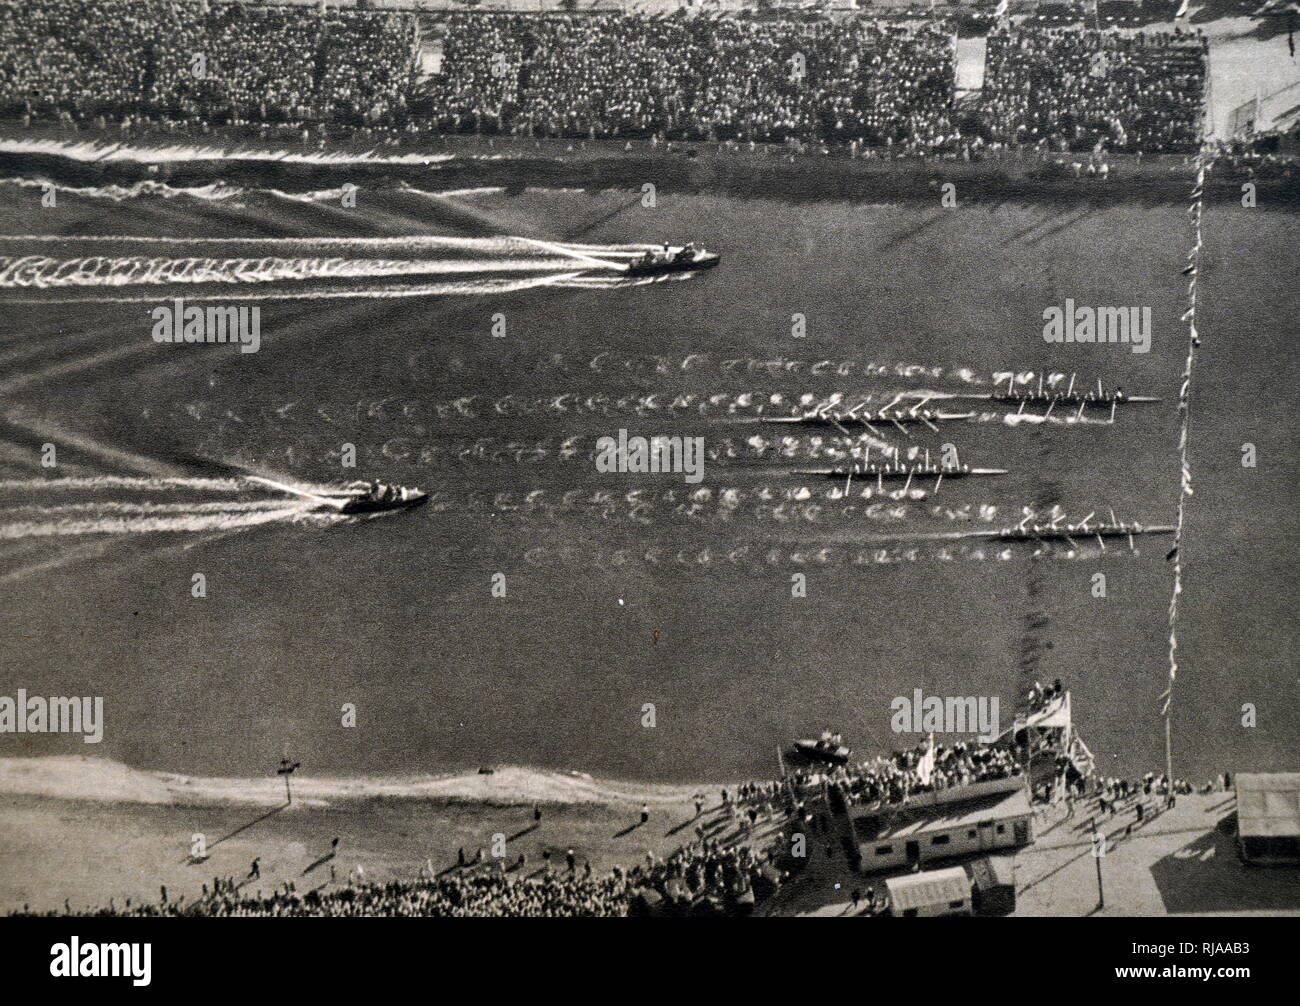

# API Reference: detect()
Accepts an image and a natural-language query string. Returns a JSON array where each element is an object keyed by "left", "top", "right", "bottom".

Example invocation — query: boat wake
[
  {"left": 0, "top": 475, "right": 243, "bottom": 493},
  {"left": 384, "top": 485, "right": 1004, "bottom": 525},
  {"left": 0, "top": 499, "right": 320, "bottom": 540},
  {"left": 497, "top": 540, "right": 1119, "bottom": 569},
  {"left": 0, "top": 176, "right": 251, "bottom": 204},
  {"left": 0, "top": 475, "right": 357, "bottom": 541},
  {"left": 0, "top": 235, "right": 677, "bottom": 301},
  {"left": 0, "top": 254, "right": 600, "bottom": 288}
]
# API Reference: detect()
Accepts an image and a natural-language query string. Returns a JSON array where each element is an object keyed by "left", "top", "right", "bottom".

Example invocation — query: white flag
[{"left": 916, "top": 734, "right": 936, "bottom": 786}]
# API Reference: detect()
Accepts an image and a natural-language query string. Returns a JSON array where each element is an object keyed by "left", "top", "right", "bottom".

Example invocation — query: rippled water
[{"left": 0, "top": 161, "right": 1295, "bottom": 785}]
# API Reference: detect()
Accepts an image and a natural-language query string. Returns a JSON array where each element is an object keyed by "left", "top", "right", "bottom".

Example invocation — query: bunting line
[{"left": 1164, "top": 143, "right": 1214, "bottom": 718}]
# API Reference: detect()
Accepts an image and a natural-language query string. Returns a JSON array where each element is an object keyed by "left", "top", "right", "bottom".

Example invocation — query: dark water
[{"left": 0, "top": 162, "right": 1295, "bottom": 785}]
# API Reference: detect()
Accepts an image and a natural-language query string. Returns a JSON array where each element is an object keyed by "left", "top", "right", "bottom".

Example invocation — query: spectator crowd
[
  {"left": 981, "top": 25, "right": 1208, "bottom": 154},
  {"left": 0, "top": 2, "right": 1217, "bottom": 155},
  {"left": 833, "top": 739, "right": 1022, "bottom": 808},
  {"left": 13, "top": 872, "right": 632, "bottom": 918},
  {"left": 12, "top": 824, "right": 787, "bottom": 918},
  {"left": 13, "top": 704, "right": 1234, "bottom": 917},
  {"left": 0, "top": 0, "right": 419, "bottom": 137},
  {"left": 7, "top": 727, "right": 1029, "bottom": 918},
  {"left": 425, "top": 12, "right": 957, "bottom": 150}
]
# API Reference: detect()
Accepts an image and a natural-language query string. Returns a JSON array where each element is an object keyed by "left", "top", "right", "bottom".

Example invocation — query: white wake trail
[
  {"left": 0, "top": 272, "right": 597, "bottom": 309},
  {"left": 0, "top": 476, "right": 243, "bottom": 493},
  {"left": 0, "top": 500, "right": 324, "bottom": 540},
  {"left": 0, "top": 253, "right": 608, "bottom": 289}
]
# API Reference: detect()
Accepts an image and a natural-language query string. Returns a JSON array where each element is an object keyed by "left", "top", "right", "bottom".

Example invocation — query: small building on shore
[
  {"left": 848, "top": 778, "right": 1034, "bottom": 874},
  {"left": 1236, "top": 772, "right": 1300, "bottom": 866},
  {"left": 883, "top": 866, "right": 972, "bottom": 917},
  {"left": 966, "top": 854, "right": 1017, "bottom": 916}
]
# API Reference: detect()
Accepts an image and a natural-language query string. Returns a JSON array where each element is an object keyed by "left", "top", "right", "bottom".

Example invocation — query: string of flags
[{"left": 1162, "top": 144, "right": 1214, "bottom": 718}]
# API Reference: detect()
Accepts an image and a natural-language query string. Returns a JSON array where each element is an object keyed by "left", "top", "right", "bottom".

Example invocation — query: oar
[{"left": 829, "top": 415, "right": 856, "bottom": 440}]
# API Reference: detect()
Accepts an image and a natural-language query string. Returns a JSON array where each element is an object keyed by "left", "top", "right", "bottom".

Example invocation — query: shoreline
[
  {"left": 4, "top": 132, "right": 1297, "bottom": 210},
  {"left": 0, "top": 756, "right": 737, "bottom": 915},
  {"left": 5, "top": 760, "right": 1297, "bottom": 917},
  {"left": 0, "top": 755, "right": 725, "bottom": 810}
]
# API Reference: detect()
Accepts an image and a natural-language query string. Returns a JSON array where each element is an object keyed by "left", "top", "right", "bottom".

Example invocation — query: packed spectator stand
[
  {"left": 981, "top": 25, "right": 1209, "bottom": 153},
  {"left": 0, "top": 1, "right": 1216, "bottom": 155},
  {"left": 0, "top": 0, "right": 419, "bottom": 134},
  {"left": 423, "top": 13, "right": 957, "bottom": 147}
]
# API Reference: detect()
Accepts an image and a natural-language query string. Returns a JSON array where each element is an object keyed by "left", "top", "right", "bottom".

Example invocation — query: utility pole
[{"left": 1090, "top": 816, "right": 1105, "bottom": 911}]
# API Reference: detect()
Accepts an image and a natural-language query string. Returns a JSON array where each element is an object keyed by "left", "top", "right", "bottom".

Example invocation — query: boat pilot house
[{"left": 848, "top": 778, "right": 1033, "bottom": 874}]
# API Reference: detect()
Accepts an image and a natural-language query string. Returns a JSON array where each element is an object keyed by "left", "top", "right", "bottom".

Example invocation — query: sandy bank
[
  {"left": 0, "top": 755, "right": 715, "bottom": 810},
  {"left": 0, "top": 757, "right": 737, "bottom": 914}
]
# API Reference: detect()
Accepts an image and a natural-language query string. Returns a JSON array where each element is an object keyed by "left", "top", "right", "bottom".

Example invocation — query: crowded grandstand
[
  {"left": 982, "top": 25, "right": 1208, "bottom": 153},
  {"left": 0, "top": 1, "right": 1227, "bottom": 154},
  {"left": 0, "top": 0, "right": 420, "bottom": 133},
  {"left": 426, "top": 13, "right": 957, "bottom": 146}
]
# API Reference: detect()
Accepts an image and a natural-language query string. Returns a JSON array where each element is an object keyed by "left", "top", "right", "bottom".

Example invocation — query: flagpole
[{"left": 1164, "top": 714, "right": 1173, "bottom": 807}]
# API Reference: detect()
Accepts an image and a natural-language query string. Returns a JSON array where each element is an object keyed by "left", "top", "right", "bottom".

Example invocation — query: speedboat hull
[
  {"left": 323, "top": 491, "right": 429, "bottom": 516},
  {"left": 627, "top": 252, "right": 720, "bottom": 277},
  {"left": 791, "top": 740, "right": 850, "bottom": 766}
]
